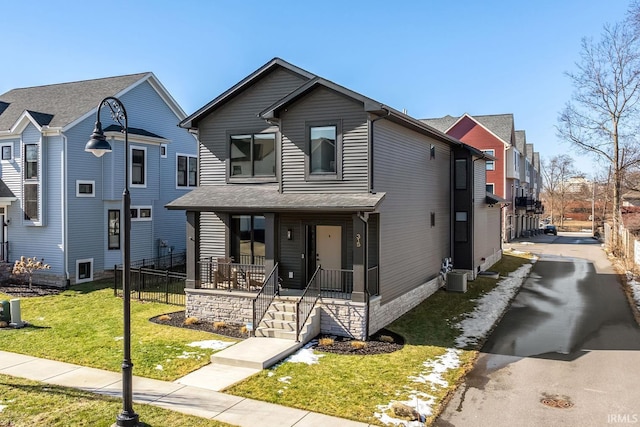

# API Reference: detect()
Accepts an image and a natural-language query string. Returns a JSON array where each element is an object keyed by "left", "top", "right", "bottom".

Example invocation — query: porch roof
[{"left": 166, "top": 185, "right": 386, "bottom": 212}]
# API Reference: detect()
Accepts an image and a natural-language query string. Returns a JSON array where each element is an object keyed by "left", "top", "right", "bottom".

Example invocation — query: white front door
[{"left": 316, "top": 225, "right": 342, "bottom": 269}]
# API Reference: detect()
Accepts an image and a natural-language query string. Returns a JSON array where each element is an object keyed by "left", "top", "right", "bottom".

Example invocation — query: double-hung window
[
  {"left": 108, "top": 210, "right": 120, "bottom": 250},
  {"left": 229, "top": 133, "right": 275, "bottom": 178},
  {"left": 177, "top": 154, "right": 198, "bottom": 187},
  {"left": 308, "top": 123, "right": 340, "bottom": 178},
  {"left": 24, "top": 144, "right": 39, "bottom": 221},
  {"left": 483, "top": 149, "right": 495, "bottom": 170}
]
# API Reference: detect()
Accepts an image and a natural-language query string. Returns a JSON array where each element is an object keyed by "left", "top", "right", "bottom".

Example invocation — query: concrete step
[
  {"left": 269, "top": 301, "right": 296, "bottom": 313},
  {"left": 259, "top": 318, "right": 296, "bottom": 331},
  {"left": 263, "top": 310, "right": 296, "bottom": 322},
  {"left": 210, "top": 337, "right": 301, "bottom": 369},
  {"left": 254, "top": 327, "right": 297, "bottom": 340}
]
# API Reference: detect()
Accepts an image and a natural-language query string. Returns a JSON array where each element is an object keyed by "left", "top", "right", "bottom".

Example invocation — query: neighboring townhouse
[
  {"left": 167, "top": 58, "right": 502, "bottom": 341},
  {"left": 422, "top": 113, "right": 543, "bottom": 242},
  {"left": 0, "top": 73, "right": 197, "bottom": 286}
]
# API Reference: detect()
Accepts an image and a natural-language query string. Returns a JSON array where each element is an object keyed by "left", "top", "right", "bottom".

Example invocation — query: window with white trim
[
  {"left": 177, "top": 154, "right": 197, "bottom": 188},
  {"left": 486, "top": 183, "right": 495, "bottom": 194},
  {"left": 0, "top": 143, "right": 12, "bottom": 161},
  {"left": 76, "top": 180, "right": 95, "bottom": 197},
  {"left": 160, "top": 144, "right": 167, "bottom": 158},
  {"left": 483, "top": 149, "right": 495, "bottom": 170},
  {"left": 131, "top": 146, "right": 146, "bottom": 187},
  {"left": 76, "top": 258, "right": 93, "bottom": 283},
  {"left": 130, "top": 206, "right": 152, "bottom": 221},
  {"left": 23, "top": 143, "right": 39, "bottom": 222},
  {"left": 108, "top": 210, "right": 120, "bottom": 250}
]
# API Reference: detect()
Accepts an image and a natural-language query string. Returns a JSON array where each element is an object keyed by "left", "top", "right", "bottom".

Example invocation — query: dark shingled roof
[
  {"left": 420, "top": 115, "right": 459, "bottom": 132},
  {"left": 27, "top": 110, "right": 54, "bottom": 126},
  {"left": 0, "top": 180, "right": 16, "bottom": 199},
  {"left": 473, "top": 114, "right": 515, "bottom": 146},
  {"left": 515, "top": 130, "right": 526, "bottom": 152},
  {"left": 103, "top": 124, "right": 165, "bottom": 139},
  {"left": 166, "top": 184, "right": 386, "bottom": 212},
  {"left": 0, "top": 73, "right": 150, "bottom": 131}
]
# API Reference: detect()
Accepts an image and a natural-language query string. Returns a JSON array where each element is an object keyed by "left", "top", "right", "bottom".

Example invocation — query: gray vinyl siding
[
  {"left": 200, "top": 212, "right": 227, "bottom": 260},
  {"left": 473, "top": 159, "right": 501, "bottom": 270},
  {"left": 8, "top": 127, "right": 64, "bottom": 272},
  {"left": 373, "top": 120, "right": 451, "bottom": 304},
  {"left": 197, "top": 68, "right": 309, "bottom": 185},
  {"left": 279, "top": 87, "right": 369, "bottom": 193}
]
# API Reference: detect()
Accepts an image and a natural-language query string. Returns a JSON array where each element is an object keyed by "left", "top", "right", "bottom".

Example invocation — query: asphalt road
[{"left": 435, "top": 232, "right": 640, "bottom": 427}]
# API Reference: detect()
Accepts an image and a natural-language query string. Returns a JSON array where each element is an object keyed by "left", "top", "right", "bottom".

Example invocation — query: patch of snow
[
  {"left": 283, "top": 340, "right": 324, "bottom": 365},
  {"left": 375, "top": 349, "right": 462, "bottom": 424},
  {"left": 629, "top": 279, "right": 640, "bottom": 311},
  {"left": 177, "top": 351, "right": 201, "bottom": 359},
  {"left": 187, "top": 340, "right": 235, "bottom": 350},
  {"left": 114, "top": 336, "right": 123, "bottom": 341},
  {"left": 267, "top": 371, "right": 274, "bottom": 377},
  {"left": 155, "top": 365, "right": 163, "bottom": 370},
  {"left": 0, "top": 404, "right": 5, "bottom": 412},
  {"left": 519, "top": 241, "right": 535, "bottom": 245},
  {"left": 278, "top": 376, "right": 292, "bottom": 384},
  {"left": 455, "top": 262, "right": 533, "bottom": 348}
]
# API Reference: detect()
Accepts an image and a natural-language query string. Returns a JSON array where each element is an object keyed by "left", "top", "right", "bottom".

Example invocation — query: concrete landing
[{"left": 210, "top": 337, "right": 302, "bottom": 369}]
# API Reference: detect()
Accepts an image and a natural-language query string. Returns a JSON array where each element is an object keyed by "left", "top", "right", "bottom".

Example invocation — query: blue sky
[{"left": 0, "top": 1, "right": 631, "bottom": 174}]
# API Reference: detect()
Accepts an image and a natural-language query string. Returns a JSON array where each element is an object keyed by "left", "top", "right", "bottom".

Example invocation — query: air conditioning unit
[{"left": 446, "top": 270, "right": 468, "bottom": 293}]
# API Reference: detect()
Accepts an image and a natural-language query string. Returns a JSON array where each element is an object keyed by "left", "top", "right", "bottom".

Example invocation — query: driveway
[{"left": 435, "top": 232, "right": 640, "bottom": 427}]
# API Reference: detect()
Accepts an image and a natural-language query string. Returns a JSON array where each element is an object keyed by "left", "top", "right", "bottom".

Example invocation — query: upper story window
[
  {"left": 309, "top": 125, "right": 337, "bottom": 175},
  {"left": 131, "top": 146, "right": 146, "bottom": 187},
  {"left": 230, "top": 133, "right": 276, "bottom": 178},
  {"left": 486, "top": 183, "right": 495, "bottom": 193},
  {"left": 1, "top": 143, "right": 12, "bottom": 161},
  {"left": 160, "top": 144, "right": 167, "bottom": 158},
  {"left": 25, "top": 144, "right": 38, "bottom": 179},
  {"left": 177, "top": 154, "right": 198, "bottom": 188},
  {"left": 455, "top": 159, "right": 467, "bottom": 190},
  {"left": 483, "top": 149, "right": 495, "bottom": 170}
]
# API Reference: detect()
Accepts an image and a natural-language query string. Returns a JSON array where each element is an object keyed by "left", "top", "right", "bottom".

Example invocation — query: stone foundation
[
  {"left": 318, "top": 299, "right": 367, "bottom": 340},
  {"left": 479, "top": 250, "right": 502, "bottom": 273},
  {"left": 185, "top": 288, "right": 254, "bottom": 325}
]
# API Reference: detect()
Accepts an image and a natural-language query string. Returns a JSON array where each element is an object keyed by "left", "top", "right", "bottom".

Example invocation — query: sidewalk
[{"left": 0, "top": 350, "right": 370, "bottom": 427}]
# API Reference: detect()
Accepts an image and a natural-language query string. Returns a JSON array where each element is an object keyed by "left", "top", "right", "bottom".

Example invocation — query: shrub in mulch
[
  {"left": 315, "top": 329, "right": 405, "bottom": 355},
  {"left": 0, "top": 279, "right": 63, "bottom": 298},
  {"left": 149, "top": 311, "right": 250, "bottom": 339}
]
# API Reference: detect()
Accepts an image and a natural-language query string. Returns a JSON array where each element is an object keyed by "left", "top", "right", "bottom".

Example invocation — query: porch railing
[
  {"left": 318, "top": 268, "right": 353, "bottom": 299},
  {"left": 252, "top": 263, "right": 279, "bottom": 335},
  {"left": 296, "top": 266, "right": 321, "bottom": 342},
  {"left": 197, "top": 257, "right": 266, "bottom": 291}
]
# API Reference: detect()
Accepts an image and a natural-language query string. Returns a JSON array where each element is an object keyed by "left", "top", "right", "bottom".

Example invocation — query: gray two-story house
[
  {"left": 0, "top": 73, "right": 197, "bottom": 286},
  {"left": 168, "top": 58, "right": 503, "bottom": 340}
]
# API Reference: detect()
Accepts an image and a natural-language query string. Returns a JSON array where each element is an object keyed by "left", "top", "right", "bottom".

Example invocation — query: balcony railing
[
  {"left": 515, "top": 197, "right": 544, "bottom": 214},
  {"left": 197, "top": 257, "right": 266, "bottom": 291}
]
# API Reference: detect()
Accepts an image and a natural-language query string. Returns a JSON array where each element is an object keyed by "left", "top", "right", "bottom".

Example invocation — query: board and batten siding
[
  {"left": 373, "top": 120, "right": 451, "bottom": 304},
  {"left": 197, "top": 68, "right": 309, "bottom": 186},
  {"left": 473, "top": 159, "right": 501, "bottom": 270},
  {"left": 279, "top": 87, "right": 369, "bottom": 193}
]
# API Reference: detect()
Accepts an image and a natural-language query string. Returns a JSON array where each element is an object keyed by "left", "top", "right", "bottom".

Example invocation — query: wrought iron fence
[
  {"left": 121, "top": 252, "right": 186, "bottom": 272},
  {"left": 318, "top": 268, "right": 353, "bottom": 299},
  {"left": 114, "top": 265, "right": 186, "bottom": 306}
]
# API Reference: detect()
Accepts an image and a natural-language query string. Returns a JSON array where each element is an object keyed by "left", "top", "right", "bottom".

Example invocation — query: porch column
[
  {"left": 186, "top": 211, "right": 199, "bottom": 289},
  {"left": 264, "top": 213, "right": 276, "bottom": 273},
  {"left": 352, "top": 214, "right": 367, "bottom": 303}
]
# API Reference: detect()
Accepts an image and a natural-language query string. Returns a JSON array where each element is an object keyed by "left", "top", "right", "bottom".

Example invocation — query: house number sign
[{"left": 355, "top": 233, "right": 361, "bottom": 248}]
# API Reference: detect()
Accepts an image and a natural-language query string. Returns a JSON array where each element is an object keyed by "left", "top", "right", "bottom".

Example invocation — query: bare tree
[
  {"left": 542, "top": 155, "right": 576, "bottom": 226},
  {"left": 557, "top": 21, "right": 640, "bottom": 255}
]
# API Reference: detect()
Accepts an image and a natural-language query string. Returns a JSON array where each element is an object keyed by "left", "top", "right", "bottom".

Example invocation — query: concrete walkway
[{"left": 0, "top": 350, "right": 371, "bottom": 427}]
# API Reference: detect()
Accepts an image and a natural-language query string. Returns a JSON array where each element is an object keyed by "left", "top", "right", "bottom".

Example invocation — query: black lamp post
[{"left": 86, "top": 97, "right": 139, "bottom": 427}]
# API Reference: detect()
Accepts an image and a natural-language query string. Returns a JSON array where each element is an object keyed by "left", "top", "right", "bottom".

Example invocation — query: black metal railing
[
  {"left": 252, "top": 263, "right": 279, "bottom": 336},
  {"left": 296, "top": 266, "right": 321, "bottom": 342},
  {"left": 197, "top": 257, "right": 266, "bottom": 291},
  {"left": 236, "top": 254, "right": 265, "bottom": 266},
  {"left": 318, "top": 268, "right": 353, "bottom": 299},
  {"left": 0, "top": 242, "right": 8, "bottom": 263},
  {"left": 114, "top": 265, "right": 186, "bottom": 306},
  {"left": 122, "top": 252, "right": 186, "bottom": 272},
  {"left": 367, "top": 266, "right": 379, "bottom": 296}
]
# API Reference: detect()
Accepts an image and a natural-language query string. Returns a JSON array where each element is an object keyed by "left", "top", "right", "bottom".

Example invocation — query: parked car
[{"left": 543, "top": 224, "right": 558, "bottom": 236}]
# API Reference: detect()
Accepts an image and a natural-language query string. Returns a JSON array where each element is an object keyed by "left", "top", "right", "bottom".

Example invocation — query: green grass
[
  {"left": 227, "top": 253, "right": 533, "bottom": 425},
  {"left": 0, "top": 374, "right": 234, "bottom": 427},
  {"left": 0, "top": 280, "right": 237, "bottom": 381}
]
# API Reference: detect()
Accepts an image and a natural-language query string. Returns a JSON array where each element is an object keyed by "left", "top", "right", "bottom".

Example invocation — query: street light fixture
[{"left": 86, "top": 97, "right": 139, "bottom": 427}]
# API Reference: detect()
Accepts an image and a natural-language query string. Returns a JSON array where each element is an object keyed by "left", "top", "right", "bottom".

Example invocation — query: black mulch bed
[
  {"left": 150, "top": 311, "right": 405, "bottom": 355},
  {"left": 150, "top": 311, "right": 250, "bottom": 339},
  {"left": 0, "top": 282, "right": 64, "bottom": 298}
]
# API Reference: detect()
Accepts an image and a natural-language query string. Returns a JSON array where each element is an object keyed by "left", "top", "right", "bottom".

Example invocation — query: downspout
[
  {"left": 62, "top": 134, "right": 70, "bottom": 286},
  {"left": 366, "top": 109, "right": 389, "bottom": 340}
]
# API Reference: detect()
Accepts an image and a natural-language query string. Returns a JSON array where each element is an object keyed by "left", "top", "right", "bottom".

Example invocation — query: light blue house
[{"left": 0, "top": 73, "right": 197, "bottom": 286}]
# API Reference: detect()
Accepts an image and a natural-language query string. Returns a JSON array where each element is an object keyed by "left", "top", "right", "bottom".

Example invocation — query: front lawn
[
  {"left": 0, "top": 280, "right": 237, "bottom": 381},
  {"left": 227, "top": 253, "right": 533, "bottom": 425}
]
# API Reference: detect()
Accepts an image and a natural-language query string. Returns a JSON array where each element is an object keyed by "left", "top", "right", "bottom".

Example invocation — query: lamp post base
[{"left": 113, "top": 412, "right": 140, "bottom": 427}]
